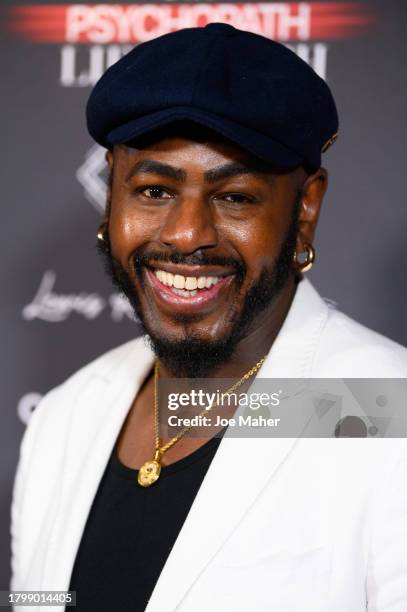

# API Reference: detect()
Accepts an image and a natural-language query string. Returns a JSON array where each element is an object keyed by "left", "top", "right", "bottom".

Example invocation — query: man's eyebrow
[
  {"left": 125, "top": 159, "right": 187, "bottom": 183},
  {"left": 204, "top": 161, "right": 271, "bottom": 183}
]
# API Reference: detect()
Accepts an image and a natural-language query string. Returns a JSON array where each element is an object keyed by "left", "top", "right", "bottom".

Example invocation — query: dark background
[{"left": 1, "top": 0, "right": 406, "bottom": 590}]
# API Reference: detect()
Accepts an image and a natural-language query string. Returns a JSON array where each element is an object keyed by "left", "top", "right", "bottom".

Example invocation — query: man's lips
[
  {"left": 146, "top": 260, "right": 236, "bottom": 278},
  {"left": 145, "top": 266, "right": 235, "bottom": 313}
]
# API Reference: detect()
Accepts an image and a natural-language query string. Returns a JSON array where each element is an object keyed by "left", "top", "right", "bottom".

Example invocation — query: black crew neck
[{"left": 110, "top": 429, "right": 226, "bottom": 481}]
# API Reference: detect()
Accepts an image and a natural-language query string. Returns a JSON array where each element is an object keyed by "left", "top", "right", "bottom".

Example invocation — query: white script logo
[{"left": 22, "top": 270, "right": 136, "bottom": 322}]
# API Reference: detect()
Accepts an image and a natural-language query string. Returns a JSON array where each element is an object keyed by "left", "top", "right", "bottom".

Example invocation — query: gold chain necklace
[{"left": 137, "top": 355, "right": 267, "bottom": 487}]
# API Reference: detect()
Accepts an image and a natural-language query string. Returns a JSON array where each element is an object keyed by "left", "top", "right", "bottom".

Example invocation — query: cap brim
[{"left": 107, "top": 106, "right": 302, "bottom": 168}]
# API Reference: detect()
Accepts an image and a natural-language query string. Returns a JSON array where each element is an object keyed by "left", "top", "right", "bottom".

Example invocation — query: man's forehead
[{"left": 112, "top": 139, "right": 298, "bottom": 179}]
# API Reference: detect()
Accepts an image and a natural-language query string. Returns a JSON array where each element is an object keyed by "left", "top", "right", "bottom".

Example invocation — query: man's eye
[
  {"left": 139, "top": 186, "right": 173, "bottom": 199},
  {"left": 218, "top": 193, "right": 256, "bottom": 205}
]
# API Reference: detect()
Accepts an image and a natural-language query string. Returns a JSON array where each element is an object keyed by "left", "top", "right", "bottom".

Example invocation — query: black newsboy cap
[{"left": 87, "top": 23, "right": 339, "bottom": 172}]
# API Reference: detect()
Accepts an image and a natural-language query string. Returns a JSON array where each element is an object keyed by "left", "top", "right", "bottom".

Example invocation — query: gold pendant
[{"left": 138, "top": 458, "right": 161, "bottom": 487}]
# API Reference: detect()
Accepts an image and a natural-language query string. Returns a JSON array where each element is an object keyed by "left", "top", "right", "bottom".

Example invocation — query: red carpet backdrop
[{"left": 1, "top": 0, "right": 406, "bottom": 589}]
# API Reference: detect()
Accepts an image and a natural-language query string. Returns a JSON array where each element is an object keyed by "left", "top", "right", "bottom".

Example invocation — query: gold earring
[
  {"left": 293, "top": 243, "right": 315, "bottom": 273},
  {"left": 97, "top": 222, "right": 107, "bottom": 243}
]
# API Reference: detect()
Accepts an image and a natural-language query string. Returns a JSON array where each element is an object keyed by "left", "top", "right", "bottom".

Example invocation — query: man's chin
[{"left": 144, "top": 329, "right": 237, "bottom": 378}]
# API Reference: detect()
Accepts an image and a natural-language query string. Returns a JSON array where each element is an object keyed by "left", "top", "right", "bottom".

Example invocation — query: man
[{"left": 10, "top": 23, "right": 407, "bottom": 612}]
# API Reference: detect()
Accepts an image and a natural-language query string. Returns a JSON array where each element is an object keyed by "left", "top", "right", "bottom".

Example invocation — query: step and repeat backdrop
[{"left": 1, "top": 0, "right": 406, "bottom": 589}]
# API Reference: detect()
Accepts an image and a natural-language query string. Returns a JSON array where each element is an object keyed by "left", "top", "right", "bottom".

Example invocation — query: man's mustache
[{"left": 132, "top": 249, "right": 246, "bottom": 278}]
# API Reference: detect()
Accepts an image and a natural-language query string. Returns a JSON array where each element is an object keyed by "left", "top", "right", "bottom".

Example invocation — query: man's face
[{"left": 103, "top": 132, "right": 310, "bottom": 375}]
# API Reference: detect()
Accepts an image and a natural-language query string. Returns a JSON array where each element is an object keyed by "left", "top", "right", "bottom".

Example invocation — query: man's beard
[{"left": 97, "top": 200, "right": 300, "bottom": 377}]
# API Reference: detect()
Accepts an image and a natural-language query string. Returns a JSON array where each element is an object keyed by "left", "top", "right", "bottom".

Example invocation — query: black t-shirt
[{"left": 67, "top": 434, "right": 223, "bottom": 612}]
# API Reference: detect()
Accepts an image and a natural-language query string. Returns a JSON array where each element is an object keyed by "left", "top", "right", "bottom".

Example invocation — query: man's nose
[{"left": 158, "top": 197, "right": 218, "bottom": 254}]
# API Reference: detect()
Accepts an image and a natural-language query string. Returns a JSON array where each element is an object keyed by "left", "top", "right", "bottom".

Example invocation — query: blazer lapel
[
  {"left": 39, "top": 339, "right": 156, "bottom": 599},
  {"left": 145, "top": 278, "right": 331, "bottom": 611}
]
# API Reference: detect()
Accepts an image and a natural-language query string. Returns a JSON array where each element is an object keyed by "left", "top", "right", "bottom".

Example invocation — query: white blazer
[{"left": 10, "top": 278, "right": 407, "bottom": 611}]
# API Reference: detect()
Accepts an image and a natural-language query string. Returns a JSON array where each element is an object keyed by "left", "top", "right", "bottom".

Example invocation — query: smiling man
[
  {"left": 10, "top": 24, "right": 407, "bottom": 612},
  {"left": 101, "top": 129, "right": 314, "bottom": 379}
]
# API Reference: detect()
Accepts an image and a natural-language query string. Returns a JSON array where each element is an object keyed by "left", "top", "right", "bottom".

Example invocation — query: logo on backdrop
[
  {"left": 22, "top": 270, "right": 136, "bottom": 323},
  {"left": 6, "top": 3, "right": 376, "bottom": 84},
  {"left": 17, "top": 393, "right": 43, "bottom": 425},
  {"left": 76, "top": 145, "right": 108, "bottom": 213}
]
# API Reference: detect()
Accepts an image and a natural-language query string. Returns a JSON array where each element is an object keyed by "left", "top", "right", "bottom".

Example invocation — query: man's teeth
[
  {"left": 172, "top": 288, "right": 198, "bottom": 297},
  {"left": 153, "top": 269, "right": 222, "bottom": 293}
]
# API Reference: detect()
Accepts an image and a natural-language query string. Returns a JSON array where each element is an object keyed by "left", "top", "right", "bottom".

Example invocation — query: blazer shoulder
[
  {"left": 316, "top": 306, "right": 407, "bottom": 376},
  {"left": 54, "top": 335, "right": 146, "bottom": 395},
  {"left": 60, "top": 335, "right": 147, "bottom": 387},
  {"left": 23, "top": 336, "right": 147, "bottom": 450}
]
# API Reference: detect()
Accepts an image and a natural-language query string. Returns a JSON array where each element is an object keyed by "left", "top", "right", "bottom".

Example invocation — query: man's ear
[
  {"left": 106, "top": 149, "right": 114, "bottom": 175},
  {"left": 103, "top": 149, "right": 114, "bottom": 221},
  {"left": 296, "top": 167, "right": 328, "bottom": 252}
]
